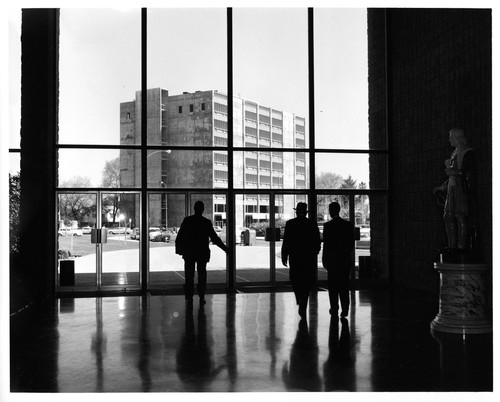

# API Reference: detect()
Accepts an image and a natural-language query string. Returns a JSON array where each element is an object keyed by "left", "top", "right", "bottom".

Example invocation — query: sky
[{"left": 7, "top": 5, "right": 371, "bottom": 187}]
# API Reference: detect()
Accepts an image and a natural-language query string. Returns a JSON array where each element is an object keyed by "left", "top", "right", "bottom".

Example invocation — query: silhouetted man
[
  {"left": 281, "top": 202, "right": 321, "bottom": 318},
  {"left": 322, "top": 202, "right": 355, "bottom": 317},
  {"left": 175, "top": 201, "right": 228, "bottom": 305}
]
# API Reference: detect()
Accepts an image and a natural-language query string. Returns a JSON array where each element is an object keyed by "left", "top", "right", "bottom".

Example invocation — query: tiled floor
[{"left": 10, "top": 288, "right": 492, "bottom": 393}]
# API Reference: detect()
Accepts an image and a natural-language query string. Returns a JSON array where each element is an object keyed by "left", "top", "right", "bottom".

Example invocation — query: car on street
[
  {"left": 107, "top": 227, "right": 132, "bottom": 235},
  {"left": 82, "top": 226, "right": 92, "bottom": 234},
  {"left": 130, "top": 227, "right": 140, "bottom": 240},
  {"left": 58, "top": 228, "right": 83, "bottom": 236},
  {"left": 149, "top": 227, "right": 171, "bottom": 242}
]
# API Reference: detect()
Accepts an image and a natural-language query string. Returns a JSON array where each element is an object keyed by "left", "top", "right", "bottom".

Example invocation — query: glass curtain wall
[
  {"left": 57, "top": 9, "right": 142, "bottom": 290},
  {"left": 10, "top": 7, "right": 386, "bottom": 292}
]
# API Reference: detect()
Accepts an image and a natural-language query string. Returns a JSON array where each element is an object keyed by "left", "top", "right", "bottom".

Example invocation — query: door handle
[{"left": 91, "top": 228, "right": 108, "bottom": 244}]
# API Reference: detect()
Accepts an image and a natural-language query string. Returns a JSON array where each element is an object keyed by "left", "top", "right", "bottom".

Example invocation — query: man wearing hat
[
  {"left": 281, "top": 202, "right": 321, "bottom": 319},
  {"left": 322, "top": 201, "right": 355, "bottom": 318}
]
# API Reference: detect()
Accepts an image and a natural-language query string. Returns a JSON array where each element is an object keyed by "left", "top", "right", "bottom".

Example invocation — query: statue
[{"left": 433, "top": 128, "right": 482, "bottom": 262}]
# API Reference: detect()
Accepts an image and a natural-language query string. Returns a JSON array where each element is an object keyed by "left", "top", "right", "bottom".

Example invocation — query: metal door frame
[{"left": 55, "top": 190, "right": 142, "bottom": 293}]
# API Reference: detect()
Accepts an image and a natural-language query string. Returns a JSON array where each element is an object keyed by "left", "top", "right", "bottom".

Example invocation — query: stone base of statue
[{"left": 431, "top": 260, "right": 491, "bottom": 334}]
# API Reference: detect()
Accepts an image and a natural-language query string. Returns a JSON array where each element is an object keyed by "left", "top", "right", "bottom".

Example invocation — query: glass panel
[
  {"left": 147, "top": 8, "right": 227, "bottom": 146},
  {"left": 57, "top": 193, "right": 97, "bottom": 287},
  {"left": 275, "top": 194, "right": 309, "bottom": 284},
  {"left": 58, "top": 149, "right": 141, "bottom": 188},
  {"left": 101, "top": 193, "right": 140, "bottom": 287},
  {"left": 315, "top": 153, "right": 376, "bottom": 189},
  {"left": 234, "top": 151, "right": 309, "bottom": 190},
  {"left": 9, "top": 9, "right": 21, "bottom": 149},
  {"left": 316, "top": 195, "right": 351, "bottom": 282},
  {"left": 147, "top": 150, "right": 228, "bottom": 189},
  {"left": 355, "top": 193, "right": 371, "bottom": 280},
  {"left": 314, "top": 9, "right": 371, "bottom": 149},
  {"left": 149, "top": 193, "right": 186, "bottom": 288},
  {"left": 235, "top": 194, "right": 271, "bottom": 284},
  {"left": 9, "top": 152, "right": 20, "bottom": 176},
  {"left": 59, "top": 9, "right": 141, "bottom": 145},
  {"left": 190, "top": 193, "right": 227, "bottom": 288},
  {"left": 233, "top": 8, "right": 308, "bottom": 148}
]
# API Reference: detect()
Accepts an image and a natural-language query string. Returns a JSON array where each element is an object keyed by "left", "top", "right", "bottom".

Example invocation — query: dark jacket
[
  {"left": 175, "top": 214, "right": 226, "bottom": 262},
  {"left": 322, "top": 217, "right": 355, "bottom": 269},
  {"left": 281, "top": 216, "right": 321, "bottom": 262}
]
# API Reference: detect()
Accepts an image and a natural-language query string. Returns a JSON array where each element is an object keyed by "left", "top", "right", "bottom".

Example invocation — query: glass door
[
  {"left": 57, "top": 191, "right": 98, "bottom": 289},
  {"left": 148, "top": 191, "right": 228, "bottom": 291},
  {"left": 234, "top": 192, "right": 308, "bottom": 288},
  {"left": 148, "top": 192, "right": 186, "bottom": 289},
  {"left": 316, "top": 194, "right": 356, "bottom": 285},
  {"left": 56, "top": 191, "right": 141, "bottom": 291},
  {"left": 274, "top": 193, "right": 308, "bottom": 285},
  {"left": 190, "top": 193, "right": 228, "bottom": 290},
  {"left": 235, "top": 193, "right": 273, "bottom": 286},
  {"left": 100, "top": 192, "right": 141, "bottom": 289}
]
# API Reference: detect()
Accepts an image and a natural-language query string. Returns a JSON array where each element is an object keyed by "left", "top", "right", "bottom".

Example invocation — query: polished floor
[{"left": 10, "top": 287, "right": 493, "bottom": 393}]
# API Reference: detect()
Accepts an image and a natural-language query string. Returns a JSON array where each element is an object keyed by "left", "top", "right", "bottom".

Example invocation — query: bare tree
[
  {"left": 315, "top": 172, "right": 344, "bottom": 221},
  {"left": 58, "top": 176, "right": 95, "bottom": 225},
  {"left": 101, "top": 158, "right": 121, "bottom": 223}
]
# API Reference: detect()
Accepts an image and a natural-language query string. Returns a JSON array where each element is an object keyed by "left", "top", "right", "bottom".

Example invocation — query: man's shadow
[
  {"left": 323, "top": 317, "right": 355, "bottom": 391},
  {"left": 176, "top": 304, "right": 225, "bottom": 391},
  {"left": 282, "top": 318, "right": 322, "bottom": 391}
]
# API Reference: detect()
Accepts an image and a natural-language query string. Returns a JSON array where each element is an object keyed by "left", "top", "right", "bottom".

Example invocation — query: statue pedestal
[{"left": 431, "top": 262, "right": 491, "bottom": 334}]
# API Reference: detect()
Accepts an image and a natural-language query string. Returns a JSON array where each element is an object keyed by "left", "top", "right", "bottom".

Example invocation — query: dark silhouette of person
[
  {"left": 282, "top": 319, "right": 322, "bottom": 391},
  {"left": 322, "top": 202, "right": 355, "bottom": 317},
  {"left": 175, "top": 200, "right": 229, "bottom": 305},
  {"left": 281, "top": 202, "right": 321, "bottom": 318},
  {"left": 323, "top": 317, "right": 354, "bottom": 391},
  {"left": 176, "top": 304, "right": 225, "bottom": 391}
]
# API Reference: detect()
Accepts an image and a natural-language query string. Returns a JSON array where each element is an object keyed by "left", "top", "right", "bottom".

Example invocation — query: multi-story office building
[{"left": 119, "top": 88, "right": 308, "bottom": 230}]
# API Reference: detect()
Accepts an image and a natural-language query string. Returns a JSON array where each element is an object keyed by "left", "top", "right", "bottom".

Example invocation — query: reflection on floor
[{"left": 10, "top": 288, "right": 492, "bottom": 392}]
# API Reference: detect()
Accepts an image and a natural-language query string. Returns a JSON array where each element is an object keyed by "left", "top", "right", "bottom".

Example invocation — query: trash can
[
  {"left": 241, "top": 229, "right": 256, "bottom": 246},
  {"left": 248, "top": 229, "right": 256, "bottom": 246},
  {"left": 60, "top": 259, "right": 75, "bottom": 286},
  {"left": 359, "top": 256, "right": 371, "bottom": 279}
]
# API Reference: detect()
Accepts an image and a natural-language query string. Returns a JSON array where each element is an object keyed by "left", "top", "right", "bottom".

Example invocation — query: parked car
[
  {"left": 82, "top": 226, "right": 92, "bottom": 234},
  {"left": 149, "top": 227, "right": 171, "bottom": 242},
  {"left": 58, "top": 228, "right": 83, "bottom": 236},
  {"left": 130, "top": 227, "right": 140, "bottom": 240},
  {"left": 107, "top": 227, "right": 132, "bottom": 235}
]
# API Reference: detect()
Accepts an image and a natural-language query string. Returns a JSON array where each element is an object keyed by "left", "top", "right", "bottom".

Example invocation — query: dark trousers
[
  {"left": 184, "top": 258, "right": 207, "bottom": 299},
  {"left": 289, "top": 256, "right": 316, "bottom": 310},
  {"left": 326, "top": 266, "right": 350, "bottom": 314}
]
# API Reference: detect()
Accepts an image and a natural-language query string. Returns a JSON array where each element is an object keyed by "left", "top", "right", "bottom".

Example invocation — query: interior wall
[
  {"left": 368, "top": 9, "right": 492, "bottom": 292},
  {"left": 14, "top": 9, "right": 59, "bottom": 313}
]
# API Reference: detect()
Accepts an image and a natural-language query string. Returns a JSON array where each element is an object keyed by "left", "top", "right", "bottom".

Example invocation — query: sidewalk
[{"left": 72, "top": 245, "right": 283, "bottom": 273}]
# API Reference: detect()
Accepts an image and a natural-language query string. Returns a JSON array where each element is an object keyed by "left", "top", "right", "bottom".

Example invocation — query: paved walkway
[{"left": 71, "top": 245, "right": 283, "bottom": 273}]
